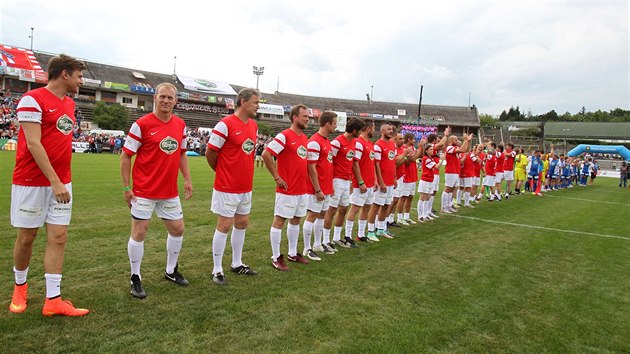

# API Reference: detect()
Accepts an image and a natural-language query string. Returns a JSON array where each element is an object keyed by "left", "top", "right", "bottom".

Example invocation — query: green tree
[
  {"left": 92, "top": 102, "right": 129, "bottom": 131},
  {"left": 479, "top": 113, "right": 500, "bottom": 128},
  {"left": 257, "top": 121, "right": 274, "bottom": 137}
]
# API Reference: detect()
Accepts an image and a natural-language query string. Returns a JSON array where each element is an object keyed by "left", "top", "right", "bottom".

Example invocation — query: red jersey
[
  {"left": 484, "top": 152, "right": 496, "bottom": 176},
  {"left": 123, "top": 113, "right": 187, "bottom": 199},
  {"left": 352, "top": 136, "right": 376, "bottom": 188},
  {"left": 403, "top": 146, "right": 419, "bottom": 183},
  {"left": 420, "top": 155, "right": 438, "bottom": 182},
  {"left": 495, "top": 151, "right": 505, "bottom": 173},
  {"left": 331, "top": 134, "right": 355, "bottom": 180},
  {"left": 504, "top": 149, "right": 516, "bottom": 171},
  {"left": 475, "top": 152, "right": 485, "bottom": 177},
  {"left": 266, "top": 128, "right": 308, "bottom": 195},
  {"left": 461, "top": 152, "right": 478, "bottom": 178},
  {"left": 374, "top": 139, "right": 397, "bottom": 186},
  {"left": 395, "top": 146, "right": 406, "bottom": 180},
  {"left": 444, "top": 145, "right": 462, "bottom": 174},
  {"left": 207, "top": 114, "right": 258, "bottom": 193},
  {"left": 306, "top": 132, "right": 333, "bottom": 195},
  {"left": 13, "top": 88, "right": 76, "bottom": 186}
]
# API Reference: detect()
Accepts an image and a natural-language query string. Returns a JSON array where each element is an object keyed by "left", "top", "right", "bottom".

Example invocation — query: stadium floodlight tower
[
  {"left": 29, "top": 27, "right": 34, "bottom": 50},
  {"left": 253, "top": 66, "right": 264, "bottom": 90}
]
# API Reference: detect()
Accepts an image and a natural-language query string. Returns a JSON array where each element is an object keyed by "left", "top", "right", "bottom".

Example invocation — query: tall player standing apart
[
  {"left": 206, "top": 88, "right": 260, "bottom": 286},
  {"left": 9, "top": 54, "right": 89, "bottom": 316},
  {"left": 303, "top": 111, "right": 338, "bottom": 260},
  {"left": 121, "top": 83, "right": 193, "bottom": 299},
  {"left": 263, "top": 104, "right": 310, "bottom": 271}
]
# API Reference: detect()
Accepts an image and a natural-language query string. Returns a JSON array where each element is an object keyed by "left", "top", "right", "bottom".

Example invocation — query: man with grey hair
[{"left": 121, "top": 82, "right": 193, "bottom": 299}]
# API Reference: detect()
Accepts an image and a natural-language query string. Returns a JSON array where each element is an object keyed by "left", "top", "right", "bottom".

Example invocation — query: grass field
[{"left": 0, "top": 152, "right": 629, "bottom": 353}]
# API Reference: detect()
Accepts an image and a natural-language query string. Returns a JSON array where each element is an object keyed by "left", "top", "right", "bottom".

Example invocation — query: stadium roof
[
  {"left": 544, "top": 122, "right": 630, "bottom": 140},
  {"left": 32, "top": 51, "right": 479, "bottom": 127}
]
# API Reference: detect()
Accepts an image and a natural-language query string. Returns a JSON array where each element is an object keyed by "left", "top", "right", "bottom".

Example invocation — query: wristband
[
  {"left": 315, "top": 190, "right": 321, "bottom": 194},
  {"left": 123, "top": 186, "right": 131, "bottom": 191},
  {"left": 358, "top": 181, "right": 365, "bottom": 186}
]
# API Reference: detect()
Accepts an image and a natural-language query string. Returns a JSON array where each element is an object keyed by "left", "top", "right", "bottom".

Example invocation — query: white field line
[
  {"left": 543, "top": 194, "right": 630, "bottom": 206},
  {"left": 445, "top": 214, "right": 630, "bottom": 241}
]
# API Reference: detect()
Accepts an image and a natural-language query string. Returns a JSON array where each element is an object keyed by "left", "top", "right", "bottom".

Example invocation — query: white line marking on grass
[
  {"left": 447, "top": 214, "right": 630, "bottom": 241},
  {"left": 544, "top": 194, "right": 629, "bottom": 206}
]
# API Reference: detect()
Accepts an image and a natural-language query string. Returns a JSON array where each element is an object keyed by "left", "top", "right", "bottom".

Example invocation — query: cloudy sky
[{"left": 1, "top": 0, "right": 628, "bottom": 116}]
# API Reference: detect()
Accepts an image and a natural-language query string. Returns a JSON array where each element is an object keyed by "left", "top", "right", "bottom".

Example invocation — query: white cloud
[{"left": 1, "top": 0, "right": 627, "bottom": 116}]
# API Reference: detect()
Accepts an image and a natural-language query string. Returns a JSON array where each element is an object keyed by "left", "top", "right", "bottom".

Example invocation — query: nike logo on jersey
[
  {"left": 236, "top": 132, "right": 242, "bottom": 135},
  {"left": 48, "top": 109, "right": 57, "bottom": 113},
  {"left": 292, "top": 142, "right": 296, "bottom": 145},
  {"left": 150, "top": 131, "right": 158, "bottom": 136}
]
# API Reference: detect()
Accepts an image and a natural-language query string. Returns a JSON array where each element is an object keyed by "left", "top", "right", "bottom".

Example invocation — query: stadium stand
[{"left": 3, "top": 48, "right": 480, "bottom": 137}]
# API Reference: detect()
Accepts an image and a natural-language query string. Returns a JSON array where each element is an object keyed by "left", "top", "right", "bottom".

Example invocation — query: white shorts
[
  {"left": 132, "top": 196, "right": 183, "bottom": 220},
  {"left": 472, "top": 177, "right": 481, "bottom": 186},
  {"left": 495, "top": 172, "right": 504, "bottom": 183},
  {"left": 11, "top": 183, "right": 73, "bottom": 228},
  {"left": 329, "top": 178, "right": 351, "bottom": 208},
  {"left": 418, "top": 180, "right": 433, "bottom": 194},
  {"left": 255, "top": 155, "right": 263, "bottom": 161},
  {"left": 432, "top": 175, "right": 440, "bottom": 193},
  {"left": 306, "top": 194, "right": 331, "bottom": 213},
  {"left": 211, "top": 189, "right": 252, "bottom": 217},
  {"left": 392, "top": 177, "right": 404, "bottom": 198},
  {"left": 503, "top": 170, "right": 514, "bottom": 181},
  {"left": 483, "top": 175, "right": 495, "bottom": 187},
  {"left": 459, "top": 177, "right": 473, "bottom": 188},
  {"left": 402, "top": 182, "right": 416, "bottom": 196},
  {"left": 444, "top": 173, "right": 459, "bottom": 188},
  {"left": 274, "top": 193, "right": 308, "bottom": 219},
  {"left": 373, "top": 185, "right": 394, "bottom": 206},
  {"left": 349, "top": 187, "right": 375, "bottom": 207}
]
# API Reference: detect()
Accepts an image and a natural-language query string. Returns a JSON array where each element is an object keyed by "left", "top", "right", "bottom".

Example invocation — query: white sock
[
  {"left": 417, "top": 199, "right": 423, "bottom": 218},
  {"left": 287, "top": 223, "right": 300, "bottom": 256},
  {"left": 397, "top": 213, "right": 404, "bottom": 221},
  {"left": 358, "top": 219, "right": 367, "bottom": 238},
  {"left": 231, "top": 228, "right": 246, "bottom": 268},
  {"left": 368, "top": 222, "right": 375, "bottom": 232},
  {"left": 128, "top": 238, "right": 144, "bottom": 277},
  {"left": 456, "top": 189, "right": 463, "bottom": 204},
  {"left": 166, "top": 234, "right": 183, "bottom": 274},
  {"left": 441, "top": 191, "right": 448, "bottom": 211},
  {"left": 464, "top": 191, "right": 471, "bottom": 205},
  {"left": 13, "top": 266, "right": 28, "bottom": 285},
  {"left": 212, "top": 230, "right": 228, "bottom": 274},
  {"left": 313, "top": 218, "right": 324, "bottom": 247},
  {"left": 270, "top": 227, "right": 282, "bottom": 261},
  {"left": 333, "top": 226, "right": 342, "bottom": 241},
  {"left": 403, "top": 212, "right": 409, "bottom": 220},
  {"left": 345, "top": 220, "right": 354, "bottom": 239},
  {"left": 322, "top": 228, "right": 331, "bottom": 244},
  {"left": 429, "top": 195, "right": 435, "bottom": 210},
  {"left": 44, "top": 273, "right": 62, "bottom": 299},
  {"left": 387, "top": 213, "right": 394, "bottom": 223},
  {"left": 302, "top": 220, "right": 313, "bottom": 254}
]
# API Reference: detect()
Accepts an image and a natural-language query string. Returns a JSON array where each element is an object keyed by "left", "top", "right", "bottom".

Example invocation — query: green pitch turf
[{"left": 0, "top": 152, "right": 629, "bottom": 353}]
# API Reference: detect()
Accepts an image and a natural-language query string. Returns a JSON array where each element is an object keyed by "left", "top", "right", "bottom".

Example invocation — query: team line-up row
[{"left": 5, "top": 55, "right": 592, "bottom": 317}]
